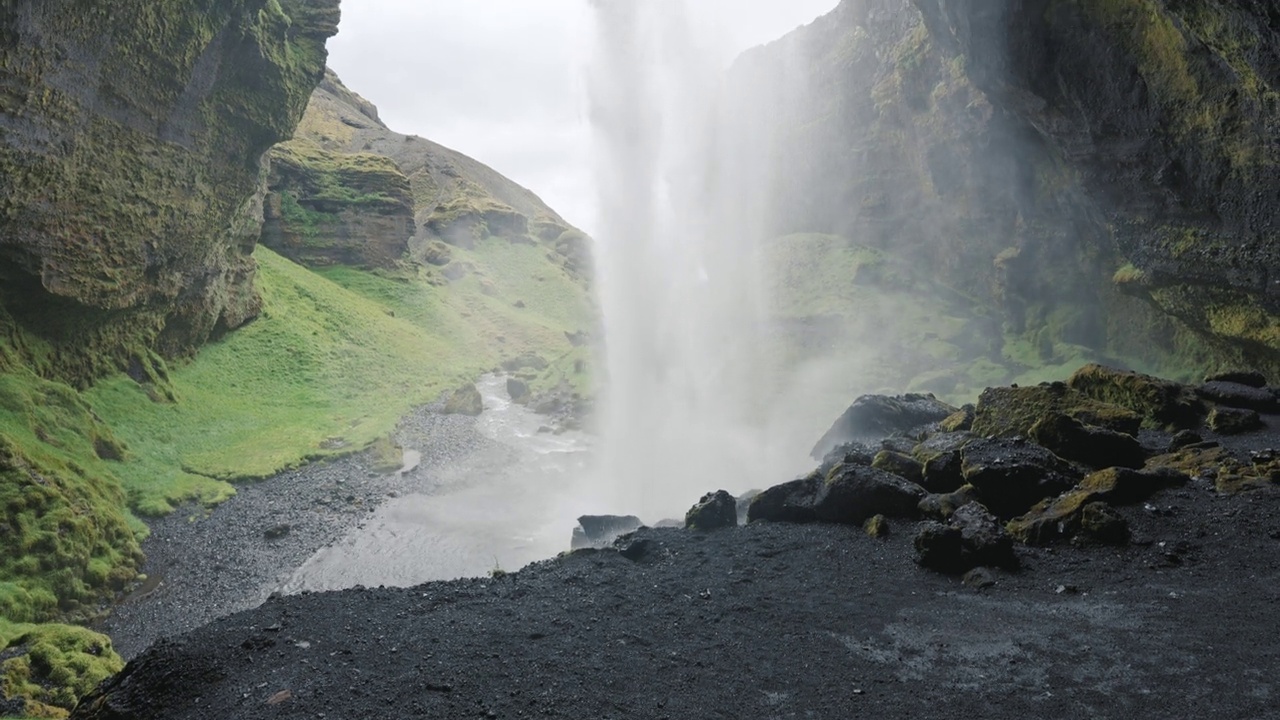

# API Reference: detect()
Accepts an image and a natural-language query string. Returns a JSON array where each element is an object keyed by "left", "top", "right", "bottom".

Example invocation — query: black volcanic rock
[{"left": 810, "top": 394, "right": 957, "bottom": 459}]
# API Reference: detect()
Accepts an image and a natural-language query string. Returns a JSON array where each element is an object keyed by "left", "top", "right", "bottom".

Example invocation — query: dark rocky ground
[
  {"left": 78, "top": 369, "right": 1280, "bottom": 719},
  {"left": 99, "top": 406, "right": 499, "bottom": 659},
  {"left": 76, "top": 486, "right": 1279, "bottom": 720}
]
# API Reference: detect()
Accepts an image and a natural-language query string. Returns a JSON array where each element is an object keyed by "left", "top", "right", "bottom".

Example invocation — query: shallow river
[{"left": 277, "top": 375, "right": 595, "bottom": 591}]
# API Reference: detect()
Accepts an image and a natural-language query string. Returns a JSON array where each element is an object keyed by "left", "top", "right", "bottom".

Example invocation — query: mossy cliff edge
[
  {"left": 1, "top": 2, "right": 339, "bottom": 716},
  {"left": 741, "top": 0, "right": 1280, "bottom": 380},
  {"left": 0, "top": 0, "right": 339, "bottom": 382}
]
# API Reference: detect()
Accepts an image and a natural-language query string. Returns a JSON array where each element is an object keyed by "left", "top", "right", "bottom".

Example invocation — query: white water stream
[{"left": 279, "top": 376, "right": 593, "bottom": 591}]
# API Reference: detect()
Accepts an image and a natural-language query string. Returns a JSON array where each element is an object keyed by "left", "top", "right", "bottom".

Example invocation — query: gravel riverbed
[{"left": 99, "top": 405, "right": 504, "bottom": 659}]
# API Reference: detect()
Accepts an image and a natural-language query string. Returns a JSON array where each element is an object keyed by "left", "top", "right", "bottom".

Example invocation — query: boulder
[
  {"left": 913, "top": 522, "right": 964, "bottom": 573},
  {"left": 810, "top": 394, "right": 958, "bottom": 459},
  {"left": 1208, "top": 407, "right": 1263, "bottom": 435},
  {"left": 572, "top": 515, "right": 643, "bottom": 550},
  {"left": 918, "top": 484, "right": 980, "bottom": 521},
  {"left": 871, "top": 450, "right": 924, "bottom": 484},
  {"left": 506, "top": 377, "right": 530, "bottom": 403},
  {"left": 747, "top": 475, "right": 824, "bottom": 524},
  {"left": 443, "top": 383, "right": 484, "bottom": 416},
  {"left": 914, "top": 503, "right": 1016, "bottom": 574},
  {"left": 960, "top": 437, "right": 1080, "bottom": 519},
  {"left": 684, "top": 491, "right": 738, "bottom": 531},
  {"left": 814, "top": 464, "right": 926, "bottom": 525},
  {"left": 1028, "top": 413, "right": 1146, "bottom": 469},
  {"left": 1067, "top": 364, "right": 1205, "bottom": 430},
  {"left": 816, "top": 440, "right": 877, "bottom": 477},
  {"left": 1006, "top": 466, "right": 1184, "bottom": 544},
  {"left": 1197, "top": 381, "right": 1280, "bottom": 413},
  {"left": 951, "top": 504, "right": 1018, "bottom": 570},
  {"left": 1167, "top": 430, "right": 1203, "bottom": 452},
  {"left": 1079, "top": 502, "right": 1129, "bottom": 545},
  {"left": 1204, "top": 370, "right": 1268, "bottom": 388},
  {"left": 912, "top": 432, "right": 973, "bottom": 493},
  {"left": 971, "top": 383, "right": 1142, "bottom": 438}
]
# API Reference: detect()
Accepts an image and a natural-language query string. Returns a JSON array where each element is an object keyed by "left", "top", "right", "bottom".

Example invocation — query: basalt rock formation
[
  {"left": 738, "top": 0, "right": 1280, "bottom": 379},
  {"left": 0, "top": 0, "right": 340, "bottom": 382},
  {"left": 262, "top": 70, "right": 590, "bottom": 279}
]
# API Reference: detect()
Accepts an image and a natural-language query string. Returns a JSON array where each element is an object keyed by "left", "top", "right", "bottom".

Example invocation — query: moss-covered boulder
[
  {"left": 971, "top": 383, "right": 1142, "bottom": 439},
  {"left": 262, "top": 142, "right": 415, "bottom": 268},
  {"left": 684, "top": 490, "right": 737, "bottom": 531},
  {"left": 442, "top": 383, "right": 483, "bottom": 417},
  {"left": 0, "top": 0, "right": 339, "bottom": 380},
  {"left": 1067, "top": 364, "right": 1204, "bottom": 429}
]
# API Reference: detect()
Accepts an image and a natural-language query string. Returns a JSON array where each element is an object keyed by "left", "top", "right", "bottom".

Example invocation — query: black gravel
[
  {"left": 79, "top": 478, "right": 1280, "bottom": 719},
  {"left": 99, "top": 406, "right": 503, "bottom": 659}
]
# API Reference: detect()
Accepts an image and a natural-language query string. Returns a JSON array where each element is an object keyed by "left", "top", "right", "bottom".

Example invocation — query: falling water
[{"left": 589, "top": 1, "right": 804, "bottom": 520}]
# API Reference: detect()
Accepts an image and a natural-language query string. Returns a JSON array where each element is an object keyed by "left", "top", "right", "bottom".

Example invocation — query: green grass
[
  {"left": 0, "top": 619, "right": 122, "bottom": 718},
  {"left": 85, "top": 248, "right": 484, "bottom": 515}
]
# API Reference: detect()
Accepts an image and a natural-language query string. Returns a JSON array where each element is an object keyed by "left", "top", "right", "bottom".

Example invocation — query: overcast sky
[{"left": 327, "top": 0, "right": 839, "bottom": 233}]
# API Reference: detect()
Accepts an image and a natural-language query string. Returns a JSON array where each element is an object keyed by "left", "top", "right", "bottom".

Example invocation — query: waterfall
[{"left": 589, "top": 0, "right": 799, "bottom": 520}]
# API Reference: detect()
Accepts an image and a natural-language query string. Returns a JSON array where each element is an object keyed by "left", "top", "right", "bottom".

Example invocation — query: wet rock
[
  {"left": 914, "top": 522, "right": 964, "bottom": 573},
  {"left": 962, "top": 567, "right": 996, "bottom": 589},
  {"left": 918, "top": 484, "right": 980, "bottom": 521},
  {"left": 685, "top": 491, "right": 737, "bottom": 531},
  {"left": 506, "top": 377, "right": 530, "bottom": 402},
  {"left": 1207, "top": 407, "right": 1263, "bottom": 435},
  {"left": 816, "top": 440, "right": 877, "bottom": 476},
  {"left": 1067, "top": 364, "right": 1205, "bottom": 430},
  {"left": 1168, "top": 430, "right": 1203, "bottom": 452},
  {"left": 1007, "top": 466, "right": 1183, "bottom": 545},
  {"left": 1028, "top": 413, "right": 1146, "bottom": 469},
  {"left": 911, "top": 432, "right": 972, "bottom": 493},
  {"left": 814, "top": 464, "right": 927, "bottom": 525},
  {"left": 863, "top": 514, "right": 890, "bottom": 538},
  {"left": 263, "top": 524, "right": 292, "bottom": 540},
  {"left": 1079, "top": 502, "right": 1129, "bottom": 545},
  {"left": 572, "top": 515, "right": 643, "bottom": 550},
  {"left": 950, "top": 504, "right": 1018, "bottom": 570},
  {"left": 443, "top": 383, "right": 484, "bottom": 416},
  {"left": 960, "top": 438, "right": 1080, "bottom": 519},
  {"left": 1204, "top": 370, "right": 1267, "bottom": 388},
  {"left": 810, "top": 394, "right": 958, "bottom": 459},
  {"left": 914, "top": 503, "right": 1015, "bottom": 574},
  {"left": 747, "top": 475, "right": 824, "bottom": 524},
  {"left": 1197, "top": 381, "right": 1280, "bottom": 413},
  {"left": 972, "top": 383, "right": 1142, "bottom": 438},
  {"left": 871, "top": 450, "right": 923, "bottom": 484}
]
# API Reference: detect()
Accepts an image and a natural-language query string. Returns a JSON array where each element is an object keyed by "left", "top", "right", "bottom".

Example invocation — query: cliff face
[
  {"left": 262, "top": 71, "right": 591, "bottom": 280},
  {"left": 743, "top": 0, "right": 1280, "bottom": 378},
  {"left": 0, "top": 0, "right": 340, "bottom": 383}
]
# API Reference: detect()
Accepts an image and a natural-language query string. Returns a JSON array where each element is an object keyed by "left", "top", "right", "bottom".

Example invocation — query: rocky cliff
[
  {"left": 261, "top": 70, "right": 590, "bottom": 279},
  {"left": 741, "top": 0, "right": 1280, "bottom": 379},
  {"left": 0, "top": 0, "right": 339, "bottom": 383}
]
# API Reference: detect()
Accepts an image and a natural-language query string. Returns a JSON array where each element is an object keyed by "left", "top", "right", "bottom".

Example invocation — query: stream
[{"left": 277, "top": 375, "right": 595, "bottom": 592}]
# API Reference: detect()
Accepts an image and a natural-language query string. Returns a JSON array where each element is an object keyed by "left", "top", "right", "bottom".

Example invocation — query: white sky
[{"left": 327, "top": 0, "right": 840, "bottom": 233}]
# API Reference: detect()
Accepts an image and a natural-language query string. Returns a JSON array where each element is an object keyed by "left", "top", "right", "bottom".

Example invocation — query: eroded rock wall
[
  {"left": 0, "top": 0, "right": 340, "bottom": 384},
  {"left": 744, "top": 0, "right": 1280, "bottom": 377}
]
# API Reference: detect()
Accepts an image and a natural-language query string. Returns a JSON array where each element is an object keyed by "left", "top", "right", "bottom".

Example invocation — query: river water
[{"left": 278, "top": 375, "right": 595, "bottom": 592}]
